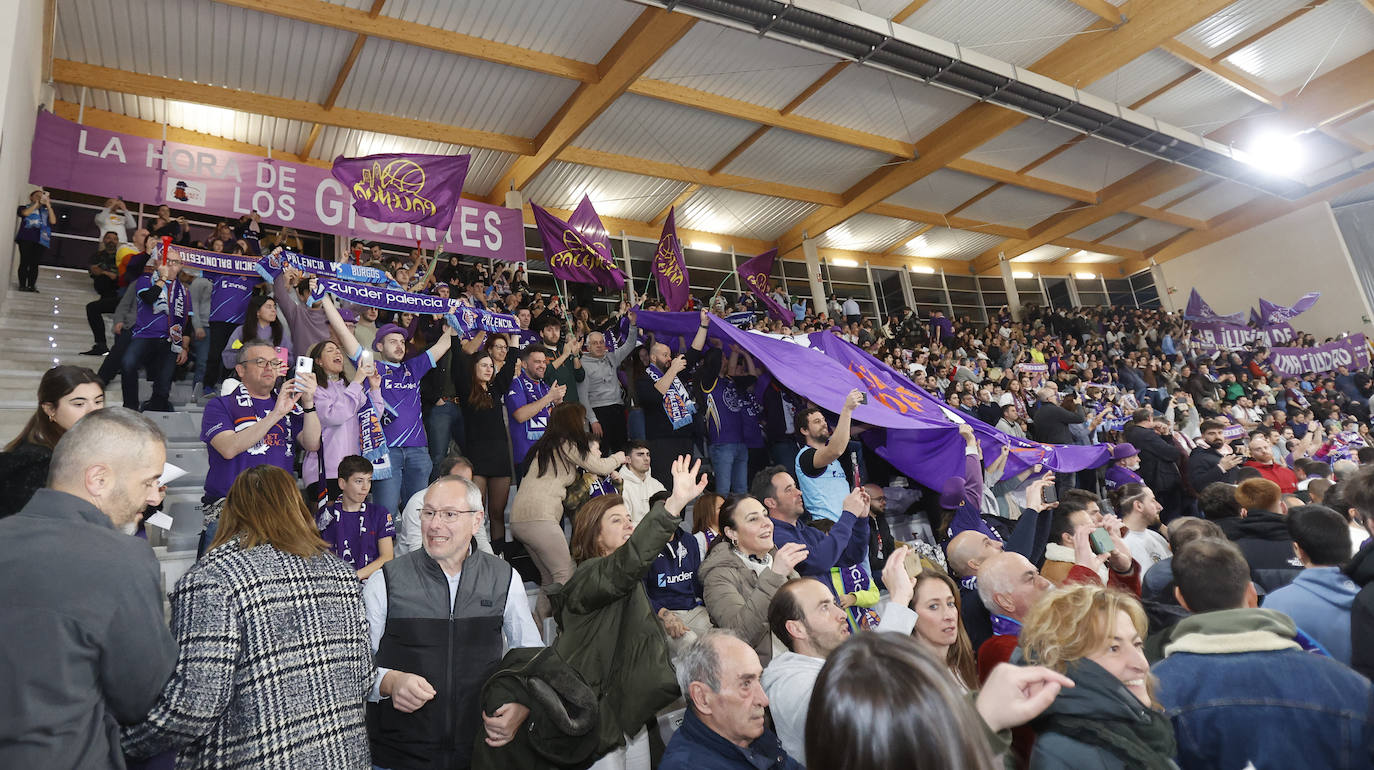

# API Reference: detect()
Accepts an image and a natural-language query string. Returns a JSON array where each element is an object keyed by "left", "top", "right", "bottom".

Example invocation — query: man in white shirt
[
  {"left": 761, "top": 548, "right": 918, "bottom": 765},
  {"left": 619, "top": 440, "right": 665, "bottom": 526},
  {"left": 841, "top": 296, "right": 861, "bottom": 325},
  {"left": 1111, "top": 482, "right": 1171, "bottom": 576},
  {"left": 94, "top": 197, "right": 137, "bottom": 241}
]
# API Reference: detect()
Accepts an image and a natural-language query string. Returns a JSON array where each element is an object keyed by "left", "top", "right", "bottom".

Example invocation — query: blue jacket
[
  {"left": 661, "top": 707, "right": 801, "bottom": 770},
  {"left": 643, "top": 527, "right": 704, "bottom": 613},
  {"left": 1262, "top": 566, "right": 1359, "bottom": 665},
  {"left": 770, "top": 512, "right": 868, "bottom": 579},
  {"left": 1153, "top": 608, "right": 1374, "bottom": 770}
]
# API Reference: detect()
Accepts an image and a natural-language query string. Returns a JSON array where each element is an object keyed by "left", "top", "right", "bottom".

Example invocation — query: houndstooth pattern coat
[{"left": 122, "top": 540, "right": 375, "bottom": 769}]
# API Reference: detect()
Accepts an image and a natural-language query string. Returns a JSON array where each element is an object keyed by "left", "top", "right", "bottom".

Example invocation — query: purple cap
[
  {"left": 336, "top": 307, "right": 358, "bottom": 324},
  {"left": 373, "top": 323, "right": 409, "bottom": 350},
  {"left": 1110, "top": 443, "right": 1140, "bottom": 461},
  {"left": 939, "top": 477, "right": 966, "bottom": 509}
]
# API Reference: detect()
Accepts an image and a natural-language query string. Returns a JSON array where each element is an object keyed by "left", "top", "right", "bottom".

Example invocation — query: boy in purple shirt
[{"left": 318, "top": 455, "right": 395, "bottom": 580}]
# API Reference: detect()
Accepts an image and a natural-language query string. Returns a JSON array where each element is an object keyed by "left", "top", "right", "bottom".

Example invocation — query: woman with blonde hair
[
  {"left": 1018, "top": 584, "right": 1177, "bottom": 769},
  {"left": 909, "top": 569, "right": 977, "bottom": 691},
  {"left": 121, "top": 465, "right": 373, "bottom": 769}
]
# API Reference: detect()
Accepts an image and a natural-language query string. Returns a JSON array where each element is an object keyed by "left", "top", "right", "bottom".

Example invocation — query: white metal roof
[
  {"left": 814, "top": 213, "right": 923, "bottom": 252},
  {"left": 891, "top": 227, "right": 1007, "bottom": 260},
  {"left": 961, "top": 120, "right": 1081, "bottom": 172},
  {"left": 898, "top": 0, "right": 1099, "bottom": 67},
  {"left": 884, "top": 169, "right": 999, "bottom": 214},
  {"left": 1164, "top": 180, "right": 1265, "bottom": 221},
  {"left": 642, "top": 23, "right": 839, "bottom": 110},
  {"left": 674, "top": 187, "right": 819, "bottom": 242},
  {"left": 522, "top": 161, "right": 689, "bottom": 222},
  {"left": 1067, "top": 213, "right": 1142, "bottom": 242},
  {"left": 958, "top": 187, "right": 1078, "bottom": 231},
  {"left": 789, "top": 63, "right": 975, "bottom": 144},
  {"left": 575, "top": 93, "right": 761, "bottom": 171},
  {"left": 719, "top": 129, "right": 892, "bottom": 195},
  {"left": 1221, "top": 0, "right": 1374, "bottom": 94},
  {"left": 383, "top": 0, "right": 636, "bottom": 62},
  {"left": 1176, "top": 0, "right": 1311, "bottom": 58},
  {"left": 1134, "top": 70, "right": 1268, "bottom": 135},
  {"left": 1099, "top": 219, "right": 1189, "bottom": 250},
  {"left": 1030, "top": 139, "right": 1156, "bottom": 191}
]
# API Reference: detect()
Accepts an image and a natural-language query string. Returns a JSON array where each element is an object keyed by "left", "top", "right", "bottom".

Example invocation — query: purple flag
[
  {"left": 330, "top": 152, "right": 470, "bottom": 233},
  {"left": 531, "top": 200, "right": 626, "bottom": 291},
  {"left": 1258, "top": 292, "right": 1320, "bottom": 325},
  {"left": 653, "top": 207, "right": 690, "bottom": 311},
  {"left": 1183, "top": 289, "right": 1247, "bottom": 325},
  {"left": 737, "top": 249, "right": 795, "bottom": 325}
]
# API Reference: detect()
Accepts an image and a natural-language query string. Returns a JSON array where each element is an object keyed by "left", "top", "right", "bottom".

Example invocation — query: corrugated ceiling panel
[
  {"left": 829, "top": 0, "right": 916, "bottom": 19},
  {"left": 1331, "top": 180, "right": 1374, "bottom": 208},
  {"left": 574, "top": 94, "right": 761, "bottom": 171},
  {"left": 1010, "top": 245, "right": 1072, "bottom": 262},
  {"left": 522, "top": 162, "right": 689, "bottom": 223},
  {"left": 899, "top": 0, "right": 1098, "bottom": 67},
  {"left": 309, "top": 126, "right": 517, "bottom": 197},
  {"left": 791, "top": 64, "right": 974, "bottom": 143},
  {"left": 892, "top": 226, "right": 1004, "bottom": 260},
  {"left": 814, "top": 213, "right": 921, "bottom": 251},
  {"left": 1064, "top": 252, "right": 1125, "bottom": 264},
  {"left": 885, "top": 169, "right": 998, "bottom": 213},
  {"left": 382, "top": 0, "right": 635, "bottom": 63},
  {"left": 1031, "top": 139, "right": 1154, "bottom": 191},
  {"left": 643, "top": 23, "right": 840, "bottom": 110},
  {"left": 1175, "top": 0, "right": 1309, "bottom": 58},
  {"left": 1222, "top": 1, "right": 1374, "bottom": 95},
  {"left": 958, "top": 186, "right": 1077, "bottom": 230},
  {"left": 721, "top": 130, "right": 890, "bottom": 195},
  {"left": 1099, "top": 219, "right": 1188, "bottom": 250},
  {"left": 1067, "top": 213, "right": 1140, "bottom": 242},
  {"left": 1343, "top": 110, "right": 1374, "bottom": 145},
  {"left": 1082, "top": 50, "right": 1196, "bottom": 107},
  {"left": 675, "top": 188, "right": 819, "bottom": 242},
  {"left": 1139, "top": 176, "right": 1212, "bottom": 208},
  {"left": 1135, "top": 71, "right": 1264, "bottom": 134},
  {"left": 1165, "top": 180, "right": 1263, "bottom": 220},
  {"left": 336, "top": 38, "right": 579, "bottom": 138},
  {"left": 54, "top": 0, "right": 356, "bottom": 104},
  {"left": 962, "top": 120, "right": 1079, "bottom": 171}
]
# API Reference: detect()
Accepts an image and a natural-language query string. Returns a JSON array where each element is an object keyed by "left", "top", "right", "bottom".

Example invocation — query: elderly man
[
  {"left": 1244, "top": 433, "right": 1300, "bottom": 494},
  {"left": 0, "top": 408, "right": 178, "bottom": 768},
  {"left": 579, "top": 307, "right": 639, "bottom": 454},
  {"left": 975, "top": 551, "right": 1054, "bottom": 683},
  {"left": 661, "top": 630, "right": 802, "bottom": 770},
  {"left": 636, "top": 310, "right": 709, "bottom": 485},
  {"left": 364, "top": 475, "right": 542, "bottom": 769},
  {"left": 396, "top": 454, "right": 492, "bottom": 556},
  {"left": 200, "top": 339, "right": 321, "bottom": 505},
  {"left": 945, "top": 528, "right": 1006, "bottom": 650}
]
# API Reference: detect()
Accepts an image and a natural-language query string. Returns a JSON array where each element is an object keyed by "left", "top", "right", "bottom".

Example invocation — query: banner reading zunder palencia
[
  {"left": 634, "top": 312, "right": 1109, "bottom": 491},
  {"left": 27, "top": 110, "right": 524, "bottom": 261}
]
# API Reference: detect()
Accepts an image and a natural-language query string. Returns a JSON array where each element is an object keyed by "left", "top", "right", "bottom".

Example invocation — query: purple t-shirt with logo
[
  {"left": 318, "top": 501, "right": 395, "bottom": 571},
  {"left": 209, "top": 274, "right": 257, "bottom": 323},
  {"left": 200, "top": 387, "right": 303, "bottom": 500},
  {"left": 1104, "top": 465, "right": 1144, "bottom": 490},
  {"left": 506, "top": 374, "right": 550, "bottom": 465},
  {"left": 131, "top": 274, "right": 191, "bottom": 340},
  {"left": 373, "top": 352, "right": 434, "bottom": 448}
]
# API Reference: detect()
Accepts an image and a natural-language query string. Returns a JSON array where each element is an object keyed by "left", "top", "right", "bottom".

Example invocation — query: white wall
[
  {"left": 0, "top": 0, "right": 48, "bottom": 300},
  {"left": 1156, "top": 201, "right": 1374, "bottom": 342}
]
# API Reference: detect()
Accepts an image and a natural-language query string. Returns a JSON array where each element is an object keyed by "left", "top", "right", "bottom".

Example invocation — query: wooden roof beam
[
  {"left": 1158, "top": 40, "right": 1285, "bottom": 107},
  {"left": 298, "top": 0, "right": 385, "bottom": 160}
]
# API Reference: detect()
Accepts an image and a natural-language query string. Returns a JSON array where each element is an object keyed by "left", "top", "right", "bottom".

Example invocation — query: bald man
[{"left": 635, "top": 310, "right": 709, "bottom": 485}]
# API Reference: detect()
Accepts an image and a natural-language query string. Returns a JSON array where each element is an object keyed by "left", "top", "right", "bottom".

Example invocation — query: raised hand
[
  {"left": 665, "top": 455, "right": 709, "bottom": 516},
  {"left": 772, "top": 542, "right": 809, "bottom": 576},
  {"left": 881, "top": 544, "right": 917, "bottom": 609},
  {"left": 975, "top": 664, "right": 1073, "bottom": 732},
  {"left": 843, "top": 486, "right": 871, "bottom": 518}
]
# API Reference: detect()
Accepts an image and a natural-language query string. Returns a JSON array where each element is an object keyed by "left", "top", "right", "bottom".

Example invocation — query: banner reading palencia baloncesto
[{"left": 28, "top": 111, "right": 524, "bottom": 261}]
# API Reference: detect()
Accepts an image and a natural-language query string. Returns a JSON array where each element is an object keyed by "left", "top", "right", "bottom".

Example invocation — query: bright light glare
[
  {"left": 691, "top": 241, "right": 723, "bottom": 252},
  {"left": 1245, "top": 132, "right": 1305, "bottom": 176},
  {"left": 910, "top": 265, "right": 936, "bottom": 274},
  {"left": 831, "top": 257, "right": 859, "bottom": 267},
  {"left": 1075, "top": 272, "right": 1097, "bottom": 280},
  {"left": 1012, "top": 271, "right": 1035, "bottom": 279},
  {"left": 907, "top": 235, "right": 929, "bottom": 250}
]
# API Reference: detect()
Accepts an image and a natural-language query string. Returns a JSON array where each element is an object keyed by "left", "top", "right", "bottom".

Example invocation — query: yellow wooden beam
[
  {"left": 1159, "top": 39, "right": 1285, "bottom": 107},
  {"left": 892, "top": 0, "right": 933, "bottom": 24},
  {"left": 299, "top": 0, "right": 385, "bottom": 160},
  {"left": 488, "top": 8, "right": 695, "bottom": 201},
  {"left": 208, "top": 0, "right": 598, "bottom": 82}
]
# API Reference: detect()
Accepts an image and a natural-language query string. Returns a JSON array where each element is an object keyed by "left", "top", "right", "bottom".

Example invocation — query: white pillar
[
  {"left": 504, "top": 188, "right": 527, "bottom": 269},
  {"left": 898, "top": 267, "right": 916, "bottom": 310},
  {"left": 802, "top": 238, "right": 827, "bottom": 318},
  {"left": 998, "top": 254, "right": 1023, "bottom": 322},
  {"left": 1150, "top": 261, "right": 1173, "bottom": 312}
]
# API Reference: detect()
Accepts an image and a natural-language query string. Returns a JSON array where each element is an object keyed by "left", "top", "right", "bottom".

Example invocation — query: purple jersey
[
  {"left": 1104, "top": 464, "right": 1144, "bottom": 490},
  {"left": 200, "top": 386, "right": 304, "bottom": 500},
  {"left": 209, "top": 274, "right": 257, "bottom": 323},
  {"left": 703, "top": 377, "right": 748, "bottom": 445},
  {"left": 131, "top": 274, "right": 192, "bottom": 340},
  {"left": 506, "top": 374, "right": 550, "bottom": 465},
  {"left": 318, "top": 501, "right": 394, "bottom": 571},
  {"left": 373, "top": 352, "right": 434, "bottom": 448}
]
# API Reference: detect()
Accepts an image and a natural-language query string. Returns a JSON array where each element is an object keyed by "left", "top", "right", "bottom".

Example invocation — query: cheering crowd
[{"left": 3, "top": 203, "right": 1374, "bottom": 770}]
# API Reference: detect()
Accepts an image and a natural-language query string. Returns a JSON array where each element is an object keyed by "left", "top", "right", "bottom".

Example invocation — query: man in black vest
[{"left": 363, "top": 475, "right": 543, "bottom": 769}]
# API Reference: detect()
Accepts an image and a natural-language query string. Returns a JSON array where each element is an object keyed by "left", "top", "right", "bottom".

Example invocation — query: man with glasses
[
  {"left": 363, "top": 475, "right": 542, "bottom": 769},
  {"left": 121, "top": 252, "right": 193, "bottom": 411},
  {"left": 200, "top": 339, "right": 321, "bottom": 506}
]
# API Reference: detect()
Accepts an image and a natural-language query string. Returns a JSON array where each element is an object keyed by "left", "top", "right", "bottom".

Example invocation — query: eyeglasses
[
  {"left": 420, "top": 508, "right": 481, "bottom": 521},
  {"left": 241, "top": 357, "right": 279, "bottom": 370}
]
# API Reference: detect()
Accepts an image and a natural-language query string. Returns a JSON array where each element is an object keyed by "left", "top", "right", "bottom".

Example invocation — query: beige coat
[
  {"left": 510, "top": 442, "right": 621, "bottom": 525},
  {"left": 700, "top": 543, "right": 797, "bottom": 666}
]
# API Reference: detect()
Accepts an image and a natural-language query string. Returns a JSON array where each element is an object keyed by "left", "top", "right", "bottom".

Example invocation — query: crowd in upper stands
[{"left": 3, "top": 198, "right": 1374, "bottom": 769}]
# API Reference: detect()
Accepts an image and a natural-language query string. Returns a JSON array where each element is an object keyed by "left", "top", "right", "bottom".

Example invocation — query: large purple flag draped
[
  {"left": 737, "top": 249, "right": 795, "bottom": 325},
  {"left": 1183, "top": 289, "right": 1247, "bottom": 325},
  {"left": 1269, "top": 335, "right": 1368, "bottom": 378},
  {"left": 330, "top": 152, "right": 470, "bottom": 232},
  {"left": 1258, "top": 292, "right": 1320, "bottom": 325},
  {"left": 653, "top": 208, "right": 690, "bottom": 311},
  {"left": 633, "top": 312, "right": 1109, "bottom": 492},
  {"left": 531, "top": 200, "right": 626, "bottom": 291}
]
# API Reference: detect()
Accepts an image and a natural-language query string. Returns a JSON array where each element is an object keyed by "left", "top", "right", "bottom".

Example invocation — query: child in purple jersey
[{"left": 318, "top": 455, "right": 395, "bottom": 580}]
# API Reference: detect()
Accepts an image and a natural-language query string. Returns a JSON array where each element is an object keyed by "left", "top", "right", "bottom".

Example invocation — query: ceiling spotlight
[
  {"left": 1244, "top": 132, "right": 1305, "bottom": 176},
  {"left": 691, "top": 241, "right": 723, "bottom": 252},
  {"left": 1075, "top": 272, "right": 1097, "bottom": 280},
  {"left": 910, "top": 265, "right": 936, "bottom": 274},
  {"left": 1013, "top": 271, "right": 1035, "bottom": 279},
  {"left": 831, "top": 257, "right": 859, "bottom": 267}
]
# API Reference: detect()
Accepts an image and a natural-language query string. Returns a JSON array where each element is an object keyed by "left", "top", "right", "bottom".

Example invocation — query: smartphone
[
  {"left": 902, "top": 547, "right": 925, "bottom": 581},
  {"left": 1090, "top": 527, "right": 1114, "bottom": 555},
  {"left": 360, "top": 350, "right": 374, "bottom": 370},
  {"left": 856, "top": 392, "right": 867, "bottom": 405},
  {"left": 295, "top": 356, "right": 313, "bottom": 375},
  {"left": 275, "top": 347, "right": 290, "bottom": 367},
  {"left": 1041, "top": 483, "right": 1058, "bottom": 504}
]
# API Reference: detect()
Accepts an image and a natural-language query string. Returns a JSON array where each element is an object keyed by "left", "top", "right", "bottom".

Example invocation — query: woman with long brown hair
[
  {"left": 453, "top": 331, "right": 518, "bottom": 551},
  {"left": 510, "top": 402, "right": 624, "bottom": 620},
  {"left": 1, "top": 365, "right": 104, "bottom": 518},
  {"left": 122, "top": 464, "right": 373, "bottom": 769},
  {"left": 909, "top": 570, "right": 977, "bottom": 691}
]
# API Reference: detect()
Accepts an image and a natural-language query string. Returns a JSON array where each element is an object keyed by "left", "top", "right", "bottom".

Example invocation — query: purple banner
[
  {"left": 1269, "top": 335, "right": 1370, "bottom": 378},
  {"left": 1193, "top": 320, "right": 1295, "bottom": 353},
  {"left": 1183, "top": 289, "right": 1247, "bottom": 325},
  {"left": 653, "top": 207, "right": 690, "bottom": 312},
  {"left": 330, "top": 152, "right": 470, "bottom": 233},
  {"left": 737, "top": 249, "right": 795, "bottom": 325},
  {"left": 28, "top": 111, "right": 523, "bottom": 260},
  {"left": 1016, "top": 363, "right": 1048, "bottom": 373},
  {"left": 1258, "top": 292, "right": 1320, "bottom": 325},
  {"left": 530, "top": 200, "right": 625, "bottom": 291}
]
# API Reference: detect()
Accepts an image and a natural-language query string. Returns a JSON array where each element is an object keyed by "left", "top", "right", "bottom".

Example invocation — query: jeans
[
  {"left": 708, "top": 441, "right": 748, "bottom": 495},
  {"left": 370, "top": 445, "right": 432, "bottom": 518},
  {"left": 122, "top": 336, "right": 175, "bottom": 411},
  {"left": 100, "top": 329, "right": 132, "bottom": 384},
  {"left": 627, "top": 408, "right": 645, "bottom": 440},
  {"left": 424, "top": 401, "right": 464, "bottom": 478},
  {"left": 86, "top": 294, "right": 118, "bottom": 349},
  {"left": 190, "top": 331, "right": 209, "bottom": 386},
  {"left": 203, "top": 320, "right": 238, "bottom": 392},
  {"left": 16, "top": 241, "right": 44, "bottom": 289}
]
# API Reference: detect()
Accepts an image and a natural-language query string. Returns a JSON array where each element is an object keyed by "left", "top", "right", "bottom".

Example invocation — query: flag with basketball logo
[
  {"left": 653, "top": 207, "right": 690, "bottom": 311},
  {"left": 737, "top": 248, "right": 795, "bottom": 325},
  {"left": 531, "top": 196, "right": 626, "bottom": 291},
  {"left": 330, "top": 152, "right": 471, "bottom": 232}
]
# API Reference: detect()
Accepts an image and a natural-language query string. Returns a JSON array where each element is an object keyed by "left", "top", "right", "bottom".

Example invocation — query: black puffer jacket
[
  {"left": 1217, "top": 512, "right": 1302, "bottom": 593},
  {"left": 1343, "top": 539, "right": 1374, "bottom": 680}
]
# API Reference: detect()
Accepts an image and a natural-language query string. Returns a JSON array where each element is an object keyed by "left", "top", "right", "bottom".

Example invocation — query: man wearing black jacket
[
  {"left": 635, "top": 309, "right": 709, "bottom": 486},
  {"left": 1186, "top": 419, "right": 1245, "bottom": 494},
  {"left": 1124, "top": 408, "right": 1184, "bottom": 521},
  {"left": 1219, "top": 478, "right": 1302, "bottom": 593},
  {"left": 1340, "top": 464, "right": 1374, "bottom": 680}
]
